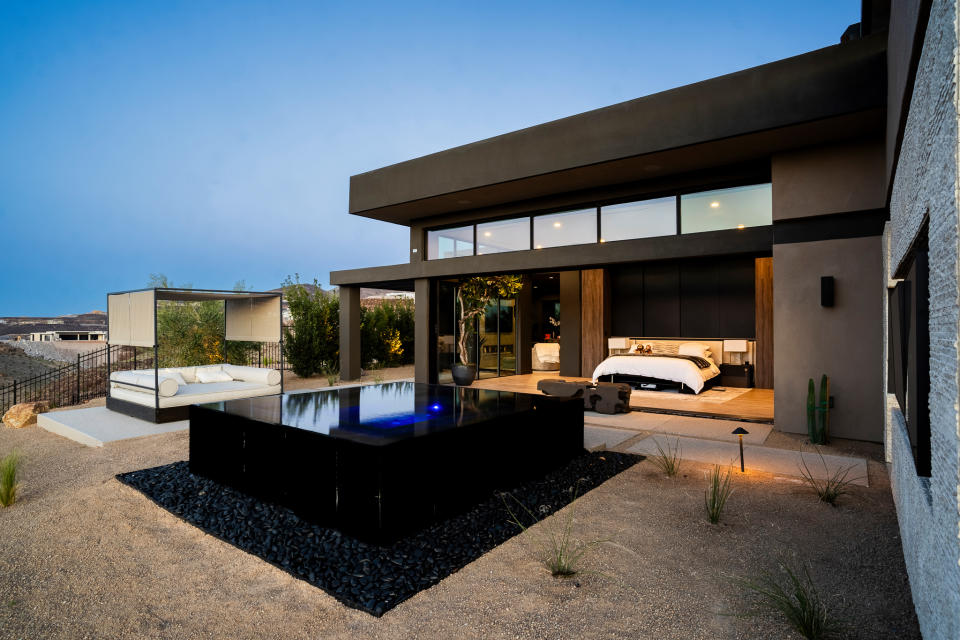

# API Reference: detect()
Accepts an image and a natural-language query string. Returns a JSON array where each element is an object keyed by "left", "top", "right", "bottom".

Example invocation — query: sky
[{"left": 0, "top": 1, "right": 861, "bottom": 316}]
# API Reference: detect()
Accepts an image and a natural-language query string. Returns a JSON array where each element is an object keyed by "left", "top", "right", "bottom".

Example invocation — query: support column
[
  {"left": 339, "top": 286, "right": 362, "bottom": 381},
  {"left": 414, "top": 278, "right": 435, "bottom": 384},
  {"left": 516, "top": 275, "right": 534, "bottom": 375},
  {"left": 559, "top": 271, "right": 581, "bottom": 377},
  {"left": 580, "top": 268, "right": 610, "bottom": 376}
]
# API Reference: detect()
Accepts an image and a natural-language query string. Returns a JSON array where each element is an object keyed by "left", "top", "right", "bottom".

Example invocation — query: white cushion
[
  {"left": 222, "top": 364, "right": 281, "bottom": 386},
  {"left": 175, "top": 367, "right": 198, "bottom": 383},
  {"left": 110, "top": 371, "right": 179, "bottom": 397},
  {"left": 627, "top": 343, "right": 639, "bottom": 354},
  {"left": 196, "top": 367, "right": 235, "bottom": 383},
  {"left": 678, "top": 342, "right": 712, "bottom": 359},
  {"left": 158, "top": 369, "right": 188, "bottom": 386}
]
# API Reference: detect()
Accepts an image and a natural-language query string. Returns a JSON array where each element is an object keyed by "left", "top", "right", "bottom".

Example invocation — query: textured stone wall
[{"left": 886, "top": 1, "right": 960, "bottom": 638}]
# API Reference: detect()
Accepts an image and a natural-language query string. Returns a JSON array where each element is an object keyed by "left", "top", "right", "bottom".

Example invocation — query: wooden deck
[{"left": 472, "top": 372, "right": 774, "bottom": 422}]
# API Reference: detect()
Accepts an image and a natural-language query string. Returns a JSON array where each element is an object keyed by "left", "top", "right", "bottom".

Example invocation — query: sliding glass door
[{"left": 436, "top": 281, "right": 517, "bottom": 382}]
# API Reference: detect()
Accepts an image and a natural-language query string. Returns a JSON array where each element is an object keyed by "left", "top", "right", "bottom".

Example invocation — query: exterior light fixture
[
  {"left": 553, "top": 221, "right": 562, "bottom": 228},
  {"left": 732, "top": 427, "right": 749, "bottom": 472},
  {"left": 710, "top": 201, "right": 720, "bottom": 208},
  {"left": 737, "top": 224, "right": 745, "bottom": 230}
]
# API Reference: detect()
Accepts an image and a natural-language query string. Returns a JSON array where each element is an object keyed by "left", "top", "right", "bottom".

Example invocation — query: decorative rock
[
  {"left": 117, "top": 450, "right": 642, "bottom": 617},
  {"left": 3, "top": 401, "right": 51, "bottom": 429}
]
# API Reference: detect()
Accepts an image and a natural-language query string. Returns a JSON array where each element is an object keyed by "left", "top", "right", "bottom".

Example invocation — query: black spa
[{"left": 189, "top": 381, "right": 584, "bottom": 544}]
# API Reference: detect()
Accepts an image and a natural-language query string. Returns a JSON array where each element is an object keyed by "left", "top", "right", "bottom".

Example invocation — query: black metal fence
[{"left": 0, "top": 341, "right": 288, "bottom": 416}]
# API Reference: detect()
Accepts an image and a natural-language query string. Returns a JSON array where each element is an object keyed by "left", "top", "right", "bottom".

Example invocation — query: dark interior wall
[
  {"left": 610, "top": 256, "right": 757, "bottom": 338},
  {"left": 559, "top": 271, "right": 581, "bottom": 377}
]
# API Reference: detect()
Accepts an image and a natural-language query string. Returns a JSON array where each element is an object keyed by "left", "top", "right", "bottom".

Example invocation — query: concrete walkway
[
  {"left": 622, "top": 432, "right": 869, "bottom": 486},
  {"left": 38, "top": 407, "right": 187, "bottom": 447},
  {"left": 585, "top": 411, "right": 772, "bottom": 444}
]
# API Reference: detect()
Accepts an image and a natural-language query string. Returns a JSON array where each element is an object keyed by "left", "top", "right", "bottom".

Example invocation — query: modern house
[
  {"left": 331, "top": 2, "right": 959, "bottom": 636},
  {"left": 29, "top": 330, "right": 107, "bottom": 342}
]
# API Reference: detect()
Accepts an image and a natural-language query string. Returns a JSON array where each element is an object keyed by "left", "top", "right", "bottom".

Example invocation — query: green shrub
[
  {"left": 738, "top": 561, "right": 841, "bottom": 639},
  {"left": 503, "top": 486, "right": 606, "bottom": 578},
  {"left": 0, "top": 452, "right": 21, "bottom": 507},
  {"left": 150, "top": 274, "right": 257, "bottom": 367},
  {"left": 282, "top": 275, "right": 340, "bottom": 378},
  {"left": 651, "top": 438, "right": 682, "bottom": 477},
  {"left": 360, "top": 299, "right": 414, "bottom": 368},
  {"left": 705, "top": 464, "right": 734, "bottom": 524},
  {"left": 798, "top": 447, "right": 860, "bottom": 506}
]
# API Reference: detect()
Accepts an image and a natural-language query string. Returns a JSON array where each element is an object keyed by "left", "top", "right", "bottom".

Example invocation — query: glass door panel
[
  {"left": 477, "top": 301, "right": 499, "bottom": 379},
  {"left": 498, "top": 299, "right": 516, "bottom": 375}
]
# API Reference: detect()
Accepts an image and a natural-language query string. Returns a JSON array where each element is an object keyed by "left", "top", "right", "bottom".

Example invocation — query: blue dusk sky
[{"left": 0, "top": 1, "right": 860, "bottom": 316}]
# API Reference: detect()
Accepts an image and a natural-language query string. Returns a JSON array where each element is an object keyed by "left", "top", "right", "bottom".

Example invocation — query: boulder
[{"left": 3, "top": 401, "right": 51, "bottom": 429}]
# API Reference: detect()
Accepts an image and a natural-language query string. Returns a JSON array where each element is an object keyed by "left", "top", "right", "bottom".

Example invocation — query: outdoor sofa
[{"left": 108, "top": 363, "right": 281, "bottom": 422}]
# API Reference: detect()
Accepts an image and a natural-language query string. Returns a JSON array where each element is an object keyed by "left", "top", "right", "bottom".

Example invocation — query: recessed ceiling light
[
  {"left": 553, "top": 222, "right": 562, "bottom": 228},
  {"left": 710, "top": 201, "right": 720, "bottom": 209},
  {"left": 535, "top": 245, "right": 543, "bottom": 249},
  {"left": 599, "top": 238, "right": 606, "bottom": 243},
  {"left": 483, "top": 231, "right": 491, "bottom": 237},
  {"left": 737, "top": 224, "right": 745, "bottom": 229}
]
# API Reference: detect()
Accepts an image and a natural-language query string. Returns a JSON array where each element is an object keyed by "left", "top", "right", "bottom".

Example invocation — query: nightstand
[{"left": 719, "top": 363, "right": 754, "bottom": 388}]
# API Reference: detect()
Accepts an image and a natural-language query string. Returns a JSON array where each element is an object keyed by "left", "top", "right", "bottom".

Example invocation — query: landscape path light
[{"left": 732, "top": 427, "right": 749, "bottom": 472}]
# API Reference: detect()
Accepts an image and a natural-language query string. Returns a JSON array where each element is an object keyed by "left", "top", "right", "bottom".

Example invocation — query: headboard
[{"left": 609, "top": 337, "right": 755, "bottom": 365}]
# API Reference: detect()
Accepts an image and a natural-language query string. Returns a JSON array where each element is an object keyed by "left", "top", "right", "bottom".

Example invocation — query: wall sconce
[
  {"left": 821, "top": 276, "right": 835, "bottom": 307},
  {"left": 732, "top": 427, "right": 749, "bottom": 472}
]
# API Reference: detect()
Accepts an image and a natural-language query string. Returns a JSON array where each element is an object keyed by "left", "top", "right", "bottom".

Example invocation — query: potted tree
[{"left": 452, "top": 275, "right": 523, "bottom": 386}]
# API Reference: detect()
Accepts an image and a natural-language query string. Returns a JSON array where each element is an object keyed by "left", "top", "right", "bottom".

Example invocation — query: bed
[{"left": 591, "top": 339, "right": 723, "bottom": 394}]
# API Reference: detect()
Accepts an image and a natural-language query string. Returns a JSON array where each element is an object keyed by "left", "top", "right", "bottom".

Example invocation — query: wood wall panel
[
  {"left": 754, "top": 257, "right": 774, "bottom": 388},
  {"left": 580, "top": 269, "right": 609, "bottom": 375}
]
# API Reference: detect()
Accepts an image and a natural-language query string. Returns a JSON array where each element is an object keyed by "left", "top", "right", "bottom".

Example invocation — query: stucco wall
[
  {"left": 773, "top": 236, "right": 884, "bottom": 441},
  {"left": 772, "top": 139, "right": 886, "bottom": 220},
  {"left": 886, "top": 0, "right": 960, "bottom": 638}
]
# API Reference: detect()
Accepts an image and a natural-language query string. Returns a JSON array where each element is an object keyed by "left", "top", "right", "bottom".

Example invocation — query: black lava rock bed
[{"left": 116, "top": 451, "right": 642, "bottom": 616}]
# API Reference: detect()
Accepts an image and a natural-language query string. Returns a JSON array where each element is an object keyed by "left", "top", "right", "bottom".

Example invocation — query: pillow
[
  {"left": 651, "top": 342, "right": 679, "bottom": 355},
  {"left": 678, "top": 342, "right": 711, "bottom": 359},
  {"left": 627, "top": 342, "right": 639, "bottom": 354},
  {"left": 158, "top": 369, "right": 188, "bottom": 387},
  {"left": 196, "top": 367, "right": 235, "bottom": 383}
]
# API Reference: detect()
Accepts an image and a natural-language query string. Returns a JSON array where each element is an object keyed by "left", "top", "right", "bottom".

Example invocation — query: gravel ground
[{"left": 0, "top": 417, "right": 919, "bottom": 638}]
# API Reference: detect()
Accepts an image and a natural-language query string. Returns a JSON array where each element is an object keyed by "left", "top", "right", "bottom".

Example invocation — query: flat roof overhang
[
  {"left": 330, "top": 226, "right": 772, "bottom": 289},
  {"left": 349, "top": 35, "right": 886, "bottom": 226}
]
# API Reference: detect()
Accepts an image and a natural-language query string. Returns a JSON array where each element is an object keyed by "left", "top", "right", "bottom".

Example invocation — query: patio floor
[{"left": 472, "top": 372, "right": 775, "bottom": 421}]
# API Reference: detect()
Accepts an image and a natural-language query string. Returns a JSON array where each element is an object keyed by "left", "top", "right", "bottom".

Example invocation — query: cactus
[
  {"left": 818, "top": 374, "right": 830, "bottom": 444},
  {"left": 806, "top": 375, "right": 831, "bottom": 444}
]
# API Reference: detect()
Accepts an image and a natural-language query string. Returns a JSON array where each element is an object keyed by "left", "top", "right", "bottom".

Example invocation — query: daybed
[{"left": 108, "top": 364, "right": 281, "bottom": 422}]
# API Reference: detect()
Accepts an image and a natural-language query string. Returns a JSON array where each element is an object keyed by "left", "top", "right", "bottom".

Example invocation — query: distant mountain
[{"left": 0, "top": 312, "right": 107, "bottom": 339}]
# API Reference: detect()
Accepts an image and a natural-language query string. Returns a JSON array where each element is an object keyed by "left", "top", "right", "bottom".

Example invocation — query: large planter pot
[{"left": 451, "top": 363, "right": 476, "bottom": 386}]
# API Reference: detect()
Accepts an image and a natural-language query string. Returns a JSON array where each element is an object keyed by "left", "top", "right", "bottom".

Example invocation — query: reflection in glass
[
  {"left": 680, "top": 184, "right": 772, "bottom": 234},
  {"left": 476, "top": 217, "right": 530, "bottom": 254},
  {"left": 600, "top": 196, "right": 676, "bottom": 242},
  {"left": 427, "top": 225, "right": 474, "bottom": 259},
  {"left": 533, "top": 208, "right": 597, "bottom": 248}
]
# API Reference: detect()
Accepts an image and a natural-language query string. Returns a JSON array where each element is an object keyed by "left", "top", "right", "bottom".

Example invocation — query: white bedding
[
  {"left": 591, "top": 355, "right": 720, "bottom": 394},
  {"left": 533, "top": 342, "right": 560, "bottom": 364}
]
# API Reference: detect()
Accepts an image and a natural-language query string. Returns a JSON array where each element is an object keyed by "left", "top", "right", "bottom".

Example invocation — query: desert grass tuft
[
  {"left": 0, "top": 452, "right": 22, "bottom": 507},
  {"left": 704, "top": 464, "right": 733, "bottom": 524},
  {"left": 503, "top": 487, "right": 606, "bottom": 577},
  {"left": 322, "top": 363, "right": 339, "bottom": 387},
  {"left": 651, "top": 438, "right": 682, "bottom": 477},
  {"left": 738, "top": 560, "right": 841, "bottom": 639},
  {"left": 798, "top": 447, "right": 860, "bottom": 506}
]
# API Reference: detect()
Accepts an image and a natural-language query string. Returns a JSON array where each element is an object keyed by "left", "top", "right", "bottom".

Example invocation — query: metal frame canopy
[
  {"left": 107, "top": 287, "right": 283, "bottom": 347},
  {"left": 105, "top": 287, "right": 284, "bottom": 423}
]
